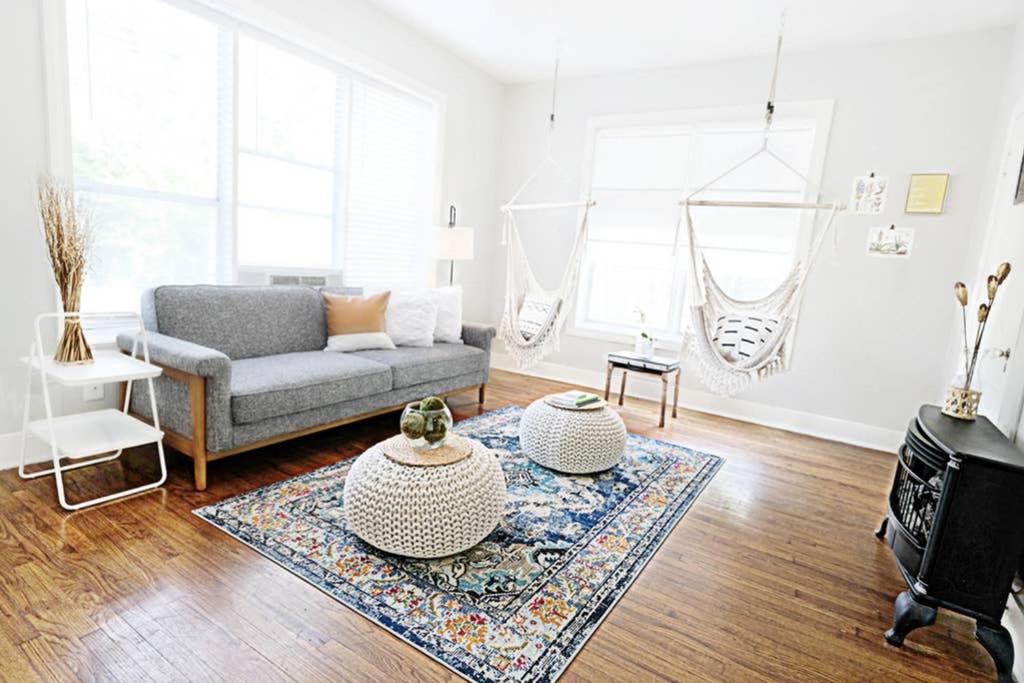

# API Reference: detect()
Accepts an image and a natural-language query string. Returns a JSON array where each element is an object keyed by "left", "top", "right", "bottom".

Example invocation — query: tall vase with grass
[
  {"left": 38, "top": 175, "right": 93, "bottom": 365},
  {"left": 943, "top": 262, "right": 1011, "bottom": 420}
]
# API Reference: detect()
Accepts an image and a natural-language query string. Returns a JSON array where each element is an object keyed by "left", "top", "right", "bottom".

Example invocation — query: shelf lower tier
[{"left": 27, "top": 409, "right": 163, "bottom": 459}]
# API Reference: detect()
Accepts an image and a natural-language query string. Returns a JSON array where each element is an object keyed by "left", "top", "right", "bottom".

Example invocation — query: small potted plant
[
  {"left": 633, "top": 306, "right": 656, "bottom": 358},
  {"left": 943, "top": 262, "right": 1011, "bottom": 420}
]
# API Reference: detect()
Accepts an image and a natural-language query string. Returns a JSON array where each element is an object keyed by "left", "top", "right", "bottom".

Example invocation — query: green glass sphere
[
  {"left": 424, "top": 420, "right": 447, "bottom": 443},
  {"left": 420, "top": 396, "right": 445, "bottom": 411},
  {"left": 400, "top": 411, "right": 427, "bottom": 439}
]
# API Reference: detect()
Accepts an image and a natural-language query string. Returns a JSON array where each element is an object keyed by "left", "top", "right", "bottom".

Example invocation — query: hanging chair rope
[
  {"left": 498, "top": 42, "right": 597, "bottom": 369},
  {"left": 679, "top": 11, "right": 845, "bottom": 396}
]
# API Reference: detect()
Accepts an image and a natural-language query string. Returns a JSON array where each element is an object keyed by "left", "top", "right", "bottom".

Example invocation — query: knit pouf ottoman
[
  {"left": 519, "top": 396, "right": 627, "bottom": 473},
  {"left": 343, "top": 434, "right": 507, "bottom": 558}
]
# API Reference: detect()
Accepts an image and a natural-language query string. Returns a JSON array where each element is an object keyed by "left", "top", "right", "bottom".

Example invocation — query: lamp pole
[{"left": 447, "top": 205, "right": 456, "bottom": 286}]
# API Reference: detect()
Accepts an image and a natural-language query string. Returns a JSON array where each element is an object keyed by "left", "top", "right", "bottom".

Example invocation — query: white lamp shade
[{"left": 436, "top": 226, "right": 474, "bottom": 261}]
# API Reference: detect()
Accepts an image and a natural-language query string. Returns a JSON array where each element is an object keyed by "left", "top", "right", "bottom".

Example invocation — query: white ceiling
[{"left": 365, "top": 0, "right": 1023, "bottom": 83}]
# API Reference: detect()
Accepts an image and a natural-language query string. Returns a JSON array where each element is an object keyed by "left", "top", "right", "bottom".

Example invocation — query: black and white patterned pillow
[
  {"left": 712, "top": 314, "right": 780, "bottom": 361},
  {"left": 518, "top": 293, "right": 561, "bottom": 340}
]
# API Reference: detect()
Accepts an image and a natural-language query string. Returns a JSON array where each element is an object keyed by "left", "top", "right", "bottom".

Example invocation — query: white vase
[{"left": 634, "top": 334, "right": 655, "bottom": 358}]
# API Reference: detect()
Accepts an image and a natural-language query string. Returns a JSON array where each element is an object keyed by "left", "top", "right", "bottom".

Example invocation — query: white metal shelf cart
[{"left": 19, "top": 312, "right": 167, "bottom": 510}]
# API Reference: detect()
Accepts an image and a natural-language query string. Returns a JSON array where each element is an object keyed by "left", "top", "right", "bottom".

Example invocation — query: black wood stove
[{"left": 877, "top": 405, "right": 1024, "bottom": 681}]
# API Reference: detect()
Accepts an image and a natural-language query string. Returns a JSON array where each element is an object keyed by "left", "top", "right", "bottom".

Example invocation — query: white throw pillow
[
  {"left": 518, "top": 292, "right": 560, "bottom": 340},
  {"left": 712, "top": 314, "right": 780, "bottom": 361},
  {"left": 433, "top": 286, "right": 463, "bottom": 344},
  {"left": 325, "top": 332, "right": 396, "bottom": 352},
  {"left": 386, "top": 290, "right": 439, "bottom": 347}
]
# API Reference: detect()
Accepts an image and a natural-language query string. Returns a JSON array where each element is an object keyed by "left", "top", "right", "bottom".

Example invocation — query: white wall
[
  {"left": 493, "top": 28, "right": 1013, "bottom": 446},
  {"left": 0, "top": 0, "right": 504, "bottom": 449},
  {"left": 0, "top": 1, "right": 61, "bottom": 450},
  {"left": 949, "top": 20, "right": 1024, "bottom": 432}
]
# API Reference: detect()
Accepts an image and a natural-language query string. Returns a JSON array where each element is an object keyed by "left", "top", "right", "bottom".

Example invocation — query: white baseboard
[
  {"left": 0, "top": 355, "right": 901, "bottom": 470},
  {"left": 0, "top": 430, "right": 50, "bottom": 472},
  {"left": 491, "top": 353, "right": 904, "bottom": 453}
]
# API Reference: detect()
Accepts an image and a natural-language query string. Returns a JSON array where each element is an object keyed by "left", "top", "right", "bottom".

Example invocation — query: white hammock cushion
[
  {"left": 518, "top": 292, "right": 561, "bottom": 340},
  {"left": 712, "top": 313, "right": 782, "bottom": 362}
]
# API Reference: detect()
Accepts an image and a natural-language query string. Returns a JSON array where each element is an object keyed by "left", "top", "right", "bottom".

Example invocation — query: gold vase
[{"left": 941, "top": 385, "right": 981, "bottom": 421}]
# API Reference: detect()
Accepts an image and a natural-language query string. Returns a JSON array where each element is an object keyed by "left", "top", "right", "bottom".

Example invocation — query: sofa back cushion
[{"left": 151, "top": 285, "right": 327, "bottom": 360}]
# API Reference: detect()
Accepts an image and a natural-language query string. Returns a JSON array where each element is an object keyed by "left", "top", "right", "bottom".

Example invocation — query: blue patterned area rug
[{"left": 195, "top": 405, "right": 722, "bottom": 682}]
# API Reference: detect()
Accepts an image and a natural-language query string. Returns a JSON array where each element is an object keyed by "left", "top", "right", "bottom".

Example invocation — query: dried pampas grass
[{"left": 38, "top": 175, "right": 93, "bottom": 365}]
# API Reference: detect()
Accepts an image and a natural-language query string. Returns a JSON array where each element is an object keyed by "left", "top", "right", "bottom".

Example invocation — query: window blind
[
  {"left": 63, "top": 0, "right": 440, "bottom": 326},
  {"left": 343, "top": 81, "right": 436, "bottom": 288}
]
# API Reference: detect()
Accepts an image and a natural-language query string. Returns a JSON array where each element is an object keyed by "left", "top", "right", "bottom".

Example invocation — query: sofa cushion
[
  {"left": 230, "top": 351, "right": 392, "bottom": 424},
  {"left": 152, "top": 285, "right": 328, "bottom": 360},
  {"left": 349, "top": 343, "right": 487, "bottom": 389}
]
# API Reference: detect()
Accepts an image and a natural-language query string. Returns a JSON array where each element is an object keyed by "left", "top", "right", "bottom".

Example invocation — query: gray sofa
[{"left": 117, "top": 285, "right": 495, "bottom": 490}]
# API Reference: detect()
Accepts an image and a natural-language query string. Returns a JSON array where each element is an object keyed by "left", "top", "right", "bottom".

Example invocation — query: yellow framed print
[{"left": 905, "top": 173, "right": 950, "bottom": 214}]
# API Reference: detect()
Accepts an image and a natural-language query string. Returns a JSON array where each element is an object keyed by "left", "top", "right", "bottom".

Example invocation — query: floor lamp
[{"left": 437, "top": 205, "right": 474, "bottom": 286}]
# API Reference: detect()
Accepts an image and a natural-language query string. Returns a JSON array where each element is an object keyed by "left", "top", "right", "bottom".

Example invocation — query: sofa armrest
[
  {"left": 462, "top": 323, "right": 497, "bottom": 354},
  {"left": 116, "top": 331, "right": 233, "bottom": 453},
  {"left": 117, "top": 331, "right": 230, "bottom": 378}
]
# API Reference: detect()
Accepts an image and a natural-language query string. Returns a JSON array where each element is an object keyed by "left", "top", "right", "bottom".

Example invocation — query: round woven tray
[{"left": 381, "top": 433, "right": 474, "bottom": 467}]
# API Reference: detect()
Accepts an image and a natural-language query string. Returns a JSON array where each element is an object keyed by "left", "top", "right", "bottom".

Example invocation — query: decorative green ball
[
  {"left": 420, "top": 396, "right": 445, "bottom": 411},
  {"left": 401, "top": 412, "right": 426, "bottom": 439},
  {"left": 424, "top": 420, "right": 447, "bottom": 443}
]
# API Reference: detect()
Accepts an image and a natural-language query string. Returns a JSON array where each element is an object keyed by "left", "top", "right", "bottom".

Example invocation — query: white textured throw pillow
[
  {"left": 518, "top": 292, "right": 560, "bottom": 340},
  {"left": 433, "top": 287, "right": 463, "bottom": 344},
  {"left": 386, "top": 289, "right": 439, "bottom": 347},
  {"left": 325, "top": 332, "right": 396, "bottom": 352}
]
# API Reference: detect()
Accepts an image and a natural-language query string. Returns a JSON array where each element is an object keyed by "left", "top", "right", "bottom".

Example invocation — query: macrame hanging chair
[
  {"left": 499, "top": 197, "right": 593, "bottom": 368},
  {"left": 680, "top": 15, "right": 844, "bottom": 396},
  {"left": 681, "top": 201, "right": 839, "bottom": 396},
  {"left": 498, "top": 47, "right": 597, "bottom": 369}
]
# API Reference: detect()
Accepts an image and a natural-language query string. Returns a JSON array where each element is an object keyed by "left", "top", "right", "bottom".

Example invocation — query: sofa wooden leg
[
  {"left": 193, "top": 452, "right": 208, "bottom": 492},
  {"left": 478, "top": 384, "right": 486, "bottom": 405},
  {"left": 189, "top": 374, "right": 208, "bottom": 491}
]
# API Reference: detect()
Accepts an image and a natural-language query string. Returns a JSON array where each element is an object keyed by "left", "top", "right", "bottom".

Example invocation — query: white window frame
[
  {"left": 39, "top": 0, "right": 446, "bottom": 319},
  {"left": 569, "top": 100, "right": 835, "bottom": 350}
]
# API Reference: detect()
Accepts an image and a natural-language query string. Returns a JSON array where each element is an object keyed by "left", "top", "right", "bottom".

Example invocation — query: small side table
[
  {"left": 604, "top": 351, "right": 681, "bottom": 428},
  {"left": 19, "top": 312, "right": 167, "bottom": 511}
]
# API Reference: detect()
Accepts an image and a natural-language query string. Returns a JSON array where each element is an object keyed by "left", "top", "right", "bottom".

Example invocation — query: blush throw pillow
[
  {"left": 433, "top": 286, "right": 463, "bottom": 344},
  {"left": 322, "top": 291, "right": 395, "bottom": 352},
  {"left": 386, "top": 289, "right": 439, "bottom": 347}
]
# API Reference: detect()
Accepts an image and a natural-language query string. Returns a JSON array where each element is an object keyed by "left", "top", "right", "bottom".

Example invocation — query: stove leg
[
  {"left": 885, "top": 590, "right": 936, "bottom": 646},
  {"left": 874, "top": 516, "right": 889, "bottom": 540},
  {"left": 976, "top": 622, "right": 1014, "bottom": 683}
]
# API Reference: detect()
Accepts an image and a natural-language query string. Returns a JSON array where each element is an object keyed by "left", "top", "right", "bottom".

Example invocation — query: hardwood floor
[{"left": 0, "top": 369, "right": 997, "bottom": 681}]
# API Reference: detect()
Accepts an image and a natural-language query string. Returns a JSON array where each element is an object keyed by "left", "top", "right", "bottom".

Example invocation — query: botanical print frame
[
  {"left": 905, "top": 173, "right": 950, "bottom": 214},
  {"left": 867, "top": 225, "right": 914, "bottom": 258},
  {"left": 850, "top": 174, "right": 889, "bottom": 214}
]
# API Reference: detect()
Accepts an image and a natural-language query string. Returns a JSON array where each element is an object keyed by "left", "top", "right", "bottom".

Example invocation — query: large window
[
  {"left": 575, "top": 105, "right": 831, "bottom": 341},
  {"left": 64, "top": 0, "right": 438, "bottom": 314}
]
